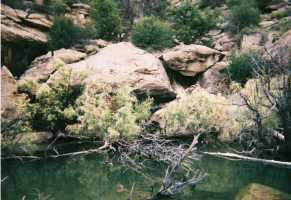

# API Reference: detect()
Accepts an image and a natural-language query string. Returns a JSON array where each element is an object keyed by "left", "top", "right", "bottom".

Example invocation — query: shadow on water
[{"left": 2, "top": 154, "right": 291, "bottom": 200}]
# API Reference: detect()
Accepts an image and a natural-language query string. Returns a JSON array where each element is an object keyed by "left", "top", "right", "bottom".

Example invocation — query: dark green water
[{"left": 2, "top": 154, "right": 291, "bottom": 200}]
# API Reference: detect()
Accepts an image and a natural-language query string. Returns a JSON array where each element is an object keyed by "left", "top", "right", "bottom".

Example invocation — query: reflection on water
[{"left": 2, "top": 154, "right": 291, "bottom": 200}]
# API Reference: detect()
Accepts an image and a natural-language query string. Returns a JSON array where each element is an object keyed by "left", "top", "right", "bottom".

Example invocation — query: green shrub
[
  {"left": 48, "top": 17, "right": 83, "bottom": 50},
  {"left": 227, "top": 0, "right": 273, "bottom": 10},
  {"left": 2, "top": 0, "right": 25, "bottom": 9},
  {"left": 143, "top": 0, "right": 170, "bottom": 19},
  {"left": 90, "top": 0, "right": 123, "bottom": 40},
  {"left": 49, "top": 0, "right": 68, "bottom": 16},
  {"left": 255, "top": 0, "right": 273, "bottom": 11},
  {"left": 168, "top": 0, "right": 217, "bottom": 44},
  {"left": 199, "top": 0, "right": 225, "bottom": 8},
  {"left": 131, "top": 16, "right": 173, "bottom": 50},
  {"left": 27, "top": 68, "right": 84, "bottom": 133},
  {"left": 271, "top": 8, "right": 291, "bottom": 19},
  {"left": 66, "top": 84, "right": 153, "bottom": 142},
  {"left": 154, "top": 88, "right": 242, "bottom": 140},
  {"left": 227, "top": 0, "right": 260, "bottom": 33},
  {"left": 277, "top": 18, "right": 291, "bottom": 33},
  {"left": 226, "top": 54, "right": 256, "bottom": 85}
]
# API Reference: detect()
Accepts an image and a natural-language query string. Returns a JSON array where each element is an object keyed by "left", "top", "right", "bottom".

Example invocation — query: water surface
[{"left": 2, "top": 154, "right": 291, "bottom": 200}]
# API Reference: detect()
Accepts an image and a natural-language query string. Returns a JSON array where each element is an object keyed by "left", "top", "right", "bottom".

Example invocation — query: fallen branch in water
[
  {"left": 203, "top": 152, "right": 291, "bottom": 168},
  {"left": 1, "top": 141, "right": 111, "bottom": 160},
  {"left": 155, "top": 134, "right": 207, "bottom": 198}
]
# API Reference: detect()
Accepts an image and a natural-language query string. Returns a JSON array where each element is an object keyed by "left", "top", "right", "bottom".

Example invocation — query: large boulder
[
  {"left": 51, "top": 42, "right": 176, "bottom": 102},
  {"left": 1, "top": 66, "right": 19, "bottom": 124},
  {"left": 1, "top": 4, "right": 52, "bottom": 44},
  {"left": 20, "top": 49, "right": 87, "bottom": 83},
  {"left": 160, "top": 44, "right": 225, "bottom": 76}
]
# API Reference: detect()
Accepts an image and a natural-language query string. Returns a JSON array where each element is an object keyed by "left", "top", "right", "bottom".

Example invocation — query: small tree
[
  {"left": 168, "top": 0, "right": 217, "bottom": 44},
  {"left": 90, "top": 0, "right": 123, "bottom": 41},
  {"left": 131, "top": 16, "right": 173, "bottom": 50},
  {"left": 48, "top": 17, "right": 82, "bottom": 52}
]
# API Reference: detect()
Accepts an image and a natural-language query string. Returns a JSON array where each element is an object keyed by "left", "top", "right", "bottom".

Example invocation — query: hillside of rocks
[{"left": 1, "top": 0, "right": 291, "bottom": 160}]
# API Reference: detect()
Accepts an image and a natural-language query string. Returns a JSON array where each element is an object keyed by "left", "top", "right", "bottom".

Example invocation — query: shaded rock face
[
  {"left": 1, "top": 4, "right": 52, "bottom": 76},
  {"left": 1, "top": 66, "right": 18, "bottom": 124},
  {"left": 52, "top": 42, "right": 176, "bottom": 102},
  {"left": 20, "top": 49, "right": 87, "bottom": 83},
  {"left": 269, "top": 29, "right": 291, "bottom": 65},
  {"left": 199, "top": 68, "right": 229, "bottom": 94},
  {"left": 160, "top": 44, "right": 225, "bottom": 77}
]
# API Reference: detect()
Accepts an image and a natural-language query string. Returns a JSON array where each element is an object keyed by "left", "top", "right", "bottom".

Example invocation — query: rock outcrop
[
  {"left": 20, "top": 49, "right": 87, "bottom": 83},
  {"left": 50, "top": 42, "right": 176, "bottom": 102},
  {"left": 1, "top": 66, "right": 19, "bottom": 124},
  {"left": 66, "top": 3, "right": 91, "bottom": 26},
  {"left": 1, "top": 4, "right": 52, "bottom": 44},
  {"left": 199, "top": 68, "right": 229, "bottom": 94},
  {"left": 269, "top": 29, "right": 291, "bottom": 65},
  {"left": 160, "top": 44, "right": 225, "bottom": 76},
  {"left": 240, "top": 32, "right": 265, "bottom": 54}
]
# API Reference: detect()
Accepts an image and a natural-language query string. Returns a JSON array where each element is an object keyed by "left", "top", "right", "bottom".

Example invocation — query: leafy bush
[
  {"left": 66, "top": 84, "right": 153, "bottom": 142},
  {"left": 27, "top": 68, "right": 84, "bottom": 133},
  {"left": 168, "top": 0, "right": 217, "bottom": 44},
  {"left": 227, "top": 0, "right": 260, "bottom": 33},
  {"left": 48, "top": 17, "right": 83, "bottom": 51},
  {"left": 90, "top": 0, "right": 123, "bottom": 40},
  {"left": 131, "top": 16, "right": 173, "bottom": 50},
  {"left": 154, "top": 87, "right": 241, "bottom": 140},
  {"left": 226, "top": 54, "right": 256, "bottom": 85}
]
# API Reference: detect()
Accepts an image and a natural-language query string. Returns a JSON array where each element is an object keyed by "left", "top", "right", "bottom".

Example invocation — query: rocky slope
[{"left": 1, "top": 0, "right": 291, "bottom": 158}]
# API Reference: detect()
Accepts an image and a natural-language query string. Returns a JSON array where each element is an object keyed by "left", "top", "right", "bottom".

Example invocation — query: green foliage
[
  {"left": 227, "top": 0, "right": 260, "bottom": 33},
  {"left": 143, "top": 0, "right": 170, "bottom": 19},
  {"left": 277, "top": 18, "right": 291, "bottom": 33},
  {"left": 27, "top": 68, "right": 84, "bottom": 133},
  {"left": 168, "top": 0, "right": 217, "bottom": 44},
  {"left": 66, "top": 84, "right": 153, "bottom": 141},
  {"left": 156, "top": 88, "right": 241, "bottom": 140},
  {"left": 199, "top": 0, "right": 225, "bottom": 8},
  {"left": 90, "top": 0, "right": 123, "bottom": 40},
  {"left": 271, "top": 8, "right": 291, "bottom": 19},
  {"left": 2, "top": 0, "right": 25, "bottom": 9},
  {"left": 48, "top": 17, "right": 83, "bottom": 50},
  {"left": 131, "top": 16, "right": 173, "bottom": 50},
  {"left": 49, "top": 0, "right": 68, "bottom": 16},
  {"left": 255, "top": 0, "right": 273, "bottom": 11},
  {"left": 226, "top": 54, "right": 256, "bottom": 85}
]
